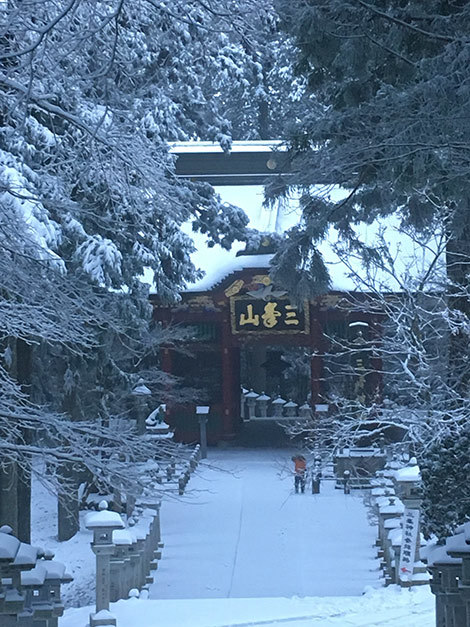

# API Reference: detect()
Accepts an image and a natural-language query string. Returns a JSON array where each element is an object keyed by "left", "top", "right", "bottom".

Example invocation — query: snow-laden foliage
[
  {"left": 282, "top": 222, "right": 470, "bottom": 535},
  {"left": 0, "top": 0, "right": 288, "bottom": 500},
  {"left": 0, "top": 1, "right": 262, "bottom": 301},
  {"left": 272, "top": 0, "right": 470, "bottom": 297},
  {"left": 272, "top": 0, "right": 470, "bottom": 539}
]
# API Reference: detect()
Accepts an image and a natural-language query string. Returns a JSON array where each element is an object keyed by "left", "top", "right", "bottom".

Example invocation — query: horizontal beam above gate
[{"left": 170, "top": 140, "right": 290, "bottom": 186}]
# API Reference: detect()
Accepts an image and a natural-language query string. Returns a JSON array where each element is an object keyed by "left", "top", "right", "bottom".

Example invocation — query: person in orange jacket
[{"left": 292, "top": 455, "right": 307, "bottom": 493}]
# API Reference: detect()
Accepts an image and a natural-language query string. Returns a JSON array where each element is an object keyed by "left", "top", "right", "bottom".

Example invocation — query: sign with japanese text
[
  {"left": 398, "top": 507, "right": 419, "bottom": 583},
  {"left": 230, "top": 297, "right": 309, "bottom": 334}
]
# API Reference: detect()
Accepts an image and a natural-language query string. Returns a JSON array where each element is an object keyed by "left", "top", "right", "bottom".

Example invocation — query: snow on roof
[
  {"left": 21, "top": 563, "right": 47, "bottom": 587},
  {"left": 85, "top": 510, "right": 125, "bottom": 530},
  {"left": 423, "top": 542, "right": 461, "bottom": 566},
  {"left": 394, "top": 464, "right": 421, "bottom": 482},
  {"left": 113, "top": 529, "right": 135, "bottom": 546},
  {"left": 44, "top": 559, "right": 67, "bottom": 580},
  {"left": 444, "top": 532, "right": 470, "bottom": 555},
  {"left": 12, "top": 542, "right": 39, "bottom": 566},
  {"left": 379, "top": 499, "right": 405, "bottom": 515},
  {"left": 169, "top": 140, "right": 284, "bottom": 154},
  {"left": 144, "top": 183, "right": 443, "bottom": 296},
  {"left": 187, "top": 253, "right": 274, "bottom": 292},
  {"left": 0, "top": 533, "right": 20, "bottom": 560}
]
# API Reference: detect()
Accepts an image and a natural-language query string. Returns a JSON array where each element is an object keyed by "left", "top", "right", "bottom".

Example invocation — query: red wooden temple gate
[
  {"left": 153, "top": 142, "right": 381, "bottom": 443},
  {"left": 152, "top": 263, "right": 379, "bottom": 443}
]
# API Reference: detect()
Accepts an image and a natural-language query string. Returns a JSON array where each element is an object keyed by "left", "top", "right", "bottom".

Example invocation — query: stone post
[
  {"left": 445, "top": 523, "right": 470, "bottom": 625},
  {"left": 85, "top": 501, "right": 124, "bottom": 627},
  {"left": 196, "top": 406, "right": 210, "bottom": 459},
  {"left": 245, "top": 390, "right": 259, "bottom": 420},
  {"left": 312, "top": 458, "right": 321, "bottom": 494},
  {"left": 284, "top": 400, "right": 298, "bottom": 418},
  {"left": 426, "top": 541, "right": 463, "bottom": 627},
  {"left": 272, "top": 396, "right": 286, "bottom": 418},
  {"left": 394, "top": 458, "right": 428, "bottom": 587},
  {"left": 256, "top": 393, "right": 270, "bottom": 418},
  {"left": 299, "top": 403, "right": 312, "bottom": 419}
]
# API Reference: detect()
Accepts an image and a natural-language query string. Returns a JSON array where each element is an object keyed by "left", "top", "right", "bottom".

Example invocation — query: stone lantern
[
  {"left": 244, "top": 390, "right": 259, "bottom": 420},
  {"left": 283, "top": 400, "right": 298, "bottom": 418},
  {"left": 271, "top": 396, "right": 286, "bottom": 418},
  {"left": 131, "top": 379, "right": 151, "bottom": 435},
  {"left": 85, "top": 501, "right": 124, "bottom": 627},
  {"left": 255, "top": 392, "right": 270, "bottom": 418},
  {"left": 394, "top": 457, "right": 421, "bottom": 506},
  {"left": 299, "top": 403, "right": 312, "bottom": 419},
  {"left": 446, "top": 523, "right": 470, "bottom": 623},
  {"left": 425, "top": 541, "right": 464, "bottom": 627}
]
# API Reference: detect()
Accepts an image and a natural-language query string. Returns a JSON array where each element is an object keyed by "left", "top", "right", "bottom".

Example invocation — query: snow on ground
[
  {"left": 31, "top": 476, "right": 96, "bottom": 608},
  {"left": 150, "top": 449, "right": 379, "bottom": 599},
  {"left": 57, "top": 447, "right": 435, "bottom": 625},
  {"left": 62, "top": 586, "right": 434, "bottom": 627}
]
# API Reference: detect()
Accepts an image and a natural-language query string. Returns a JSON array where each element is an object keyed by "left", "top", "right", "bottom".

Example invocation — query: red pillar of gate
[
  {"left": 309, "top": 309, "right": 324, "bottom": 405},
  {"left": 161, "top": 347, "right": 173, "bottom": 375},
  {"left": 221, "top": 315, "right": 238, "bottom": 439},
  {"left": 368, "top": 315, "right": 383, "bottom": 403}
]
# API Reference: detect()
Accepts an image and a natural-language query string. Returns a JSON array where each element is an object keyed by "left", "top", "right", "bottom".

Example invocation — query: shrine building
[{"left": 151, "top": 141, "right": 385, "bottom": 443}]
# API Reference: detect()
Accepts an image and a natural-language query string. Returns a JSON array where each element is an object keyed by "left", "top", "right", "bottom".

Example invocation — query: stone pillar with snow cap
[
  {"left": 110, "top": 529, "right": 133, "bottom": 602},
  {"left": 284, "top": 400, "right": 298, "bottom": 418},
  {"left": 85, "top": 500, "right": 124, "bottom": 627},
  {"left": 377, "top": 496, "right": 404, "bottom": 553},
  {"left": 299, "top": 402, "right": 312, "bottom": 419},
  {"left": 445, "top": 521, "right": 470, "bottom": 624},
  {"left": 255, "top": 392, "right": 271, "bottom": 418},
  {"left": 245, "top": 390, "right": 259, "bottom": 420},
  {"left": 272, "top": 395, "right": 286, "bottom": 418},
  {"left": 0, "top": 528, "right": 24, "bottom": 622},
  {"left": 425, "top": 540, "right": 464, "bottom": 627},
  {"left": 394, "top": 457, "right": 428, "bottom": 587}
]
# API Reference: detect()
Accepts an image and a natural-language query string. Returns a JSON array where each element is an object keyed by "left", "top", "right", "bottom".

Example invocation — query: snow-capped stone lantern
[
  {"left": 256, "top": 392, "right": 271, "bottom": 418},
  {"left": 284, "top": 400, "right": 298, "bottom": 418},
  {"left": 272, "top": 396, "right": 286, "bottom": 418},
  {"left": 85, "top": 500, "right": 124, "bottom": 627},
  {"left": 245, "top": 390, "right": 259, "bottom": 420},
  {"left": 394, "top": 457, "right": 421, "bottom": 506},
  {"left": 132, "top": 379, "right": 151, "bottom": 435},
  {"left": 299, "top": 402, "right": 312, "bottom": 419}
]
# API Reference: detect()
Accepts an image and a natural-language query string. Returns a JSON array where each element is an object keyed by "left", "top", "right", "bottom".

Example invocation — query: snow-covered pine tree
[
  {"left": 270, "top": 0, "right": 470, "bottom": 298},
  {"left": 421, "top": 428, "right": 470, "bottom": 540},
  {"left": 269, "top": 0, "right": 470, "bottom": 536},
  {"left": 0, "top": 0, "right": 286, "bottom": 540}
]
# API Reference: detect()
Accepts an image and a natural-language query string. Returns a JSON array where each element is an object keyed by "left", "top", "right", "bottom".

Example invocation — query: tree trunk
[
  {"left": 16, "top": 338, "right": 32, "bottom": 543},
  {"left": 0, "top": 463, "right": 18, "bottom": 533},
  {"left": 446, "top": 213, "right": 470, "bottom": 397},
  {"left": 57, "top": 386, "right": 80, "bottom": 541},
  {"left": 58, "top": 476, "right": 79, "bottom": 541}
]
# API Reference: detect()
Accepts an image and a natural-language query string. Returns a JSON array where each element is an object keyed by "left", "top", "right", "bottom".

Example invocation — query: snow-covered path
[
  {"left": 150, "top": 448, "right": 380, "bottom": 600},
  {"left": 61, "top": 447, "right": 435, "bottom": 626}
]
